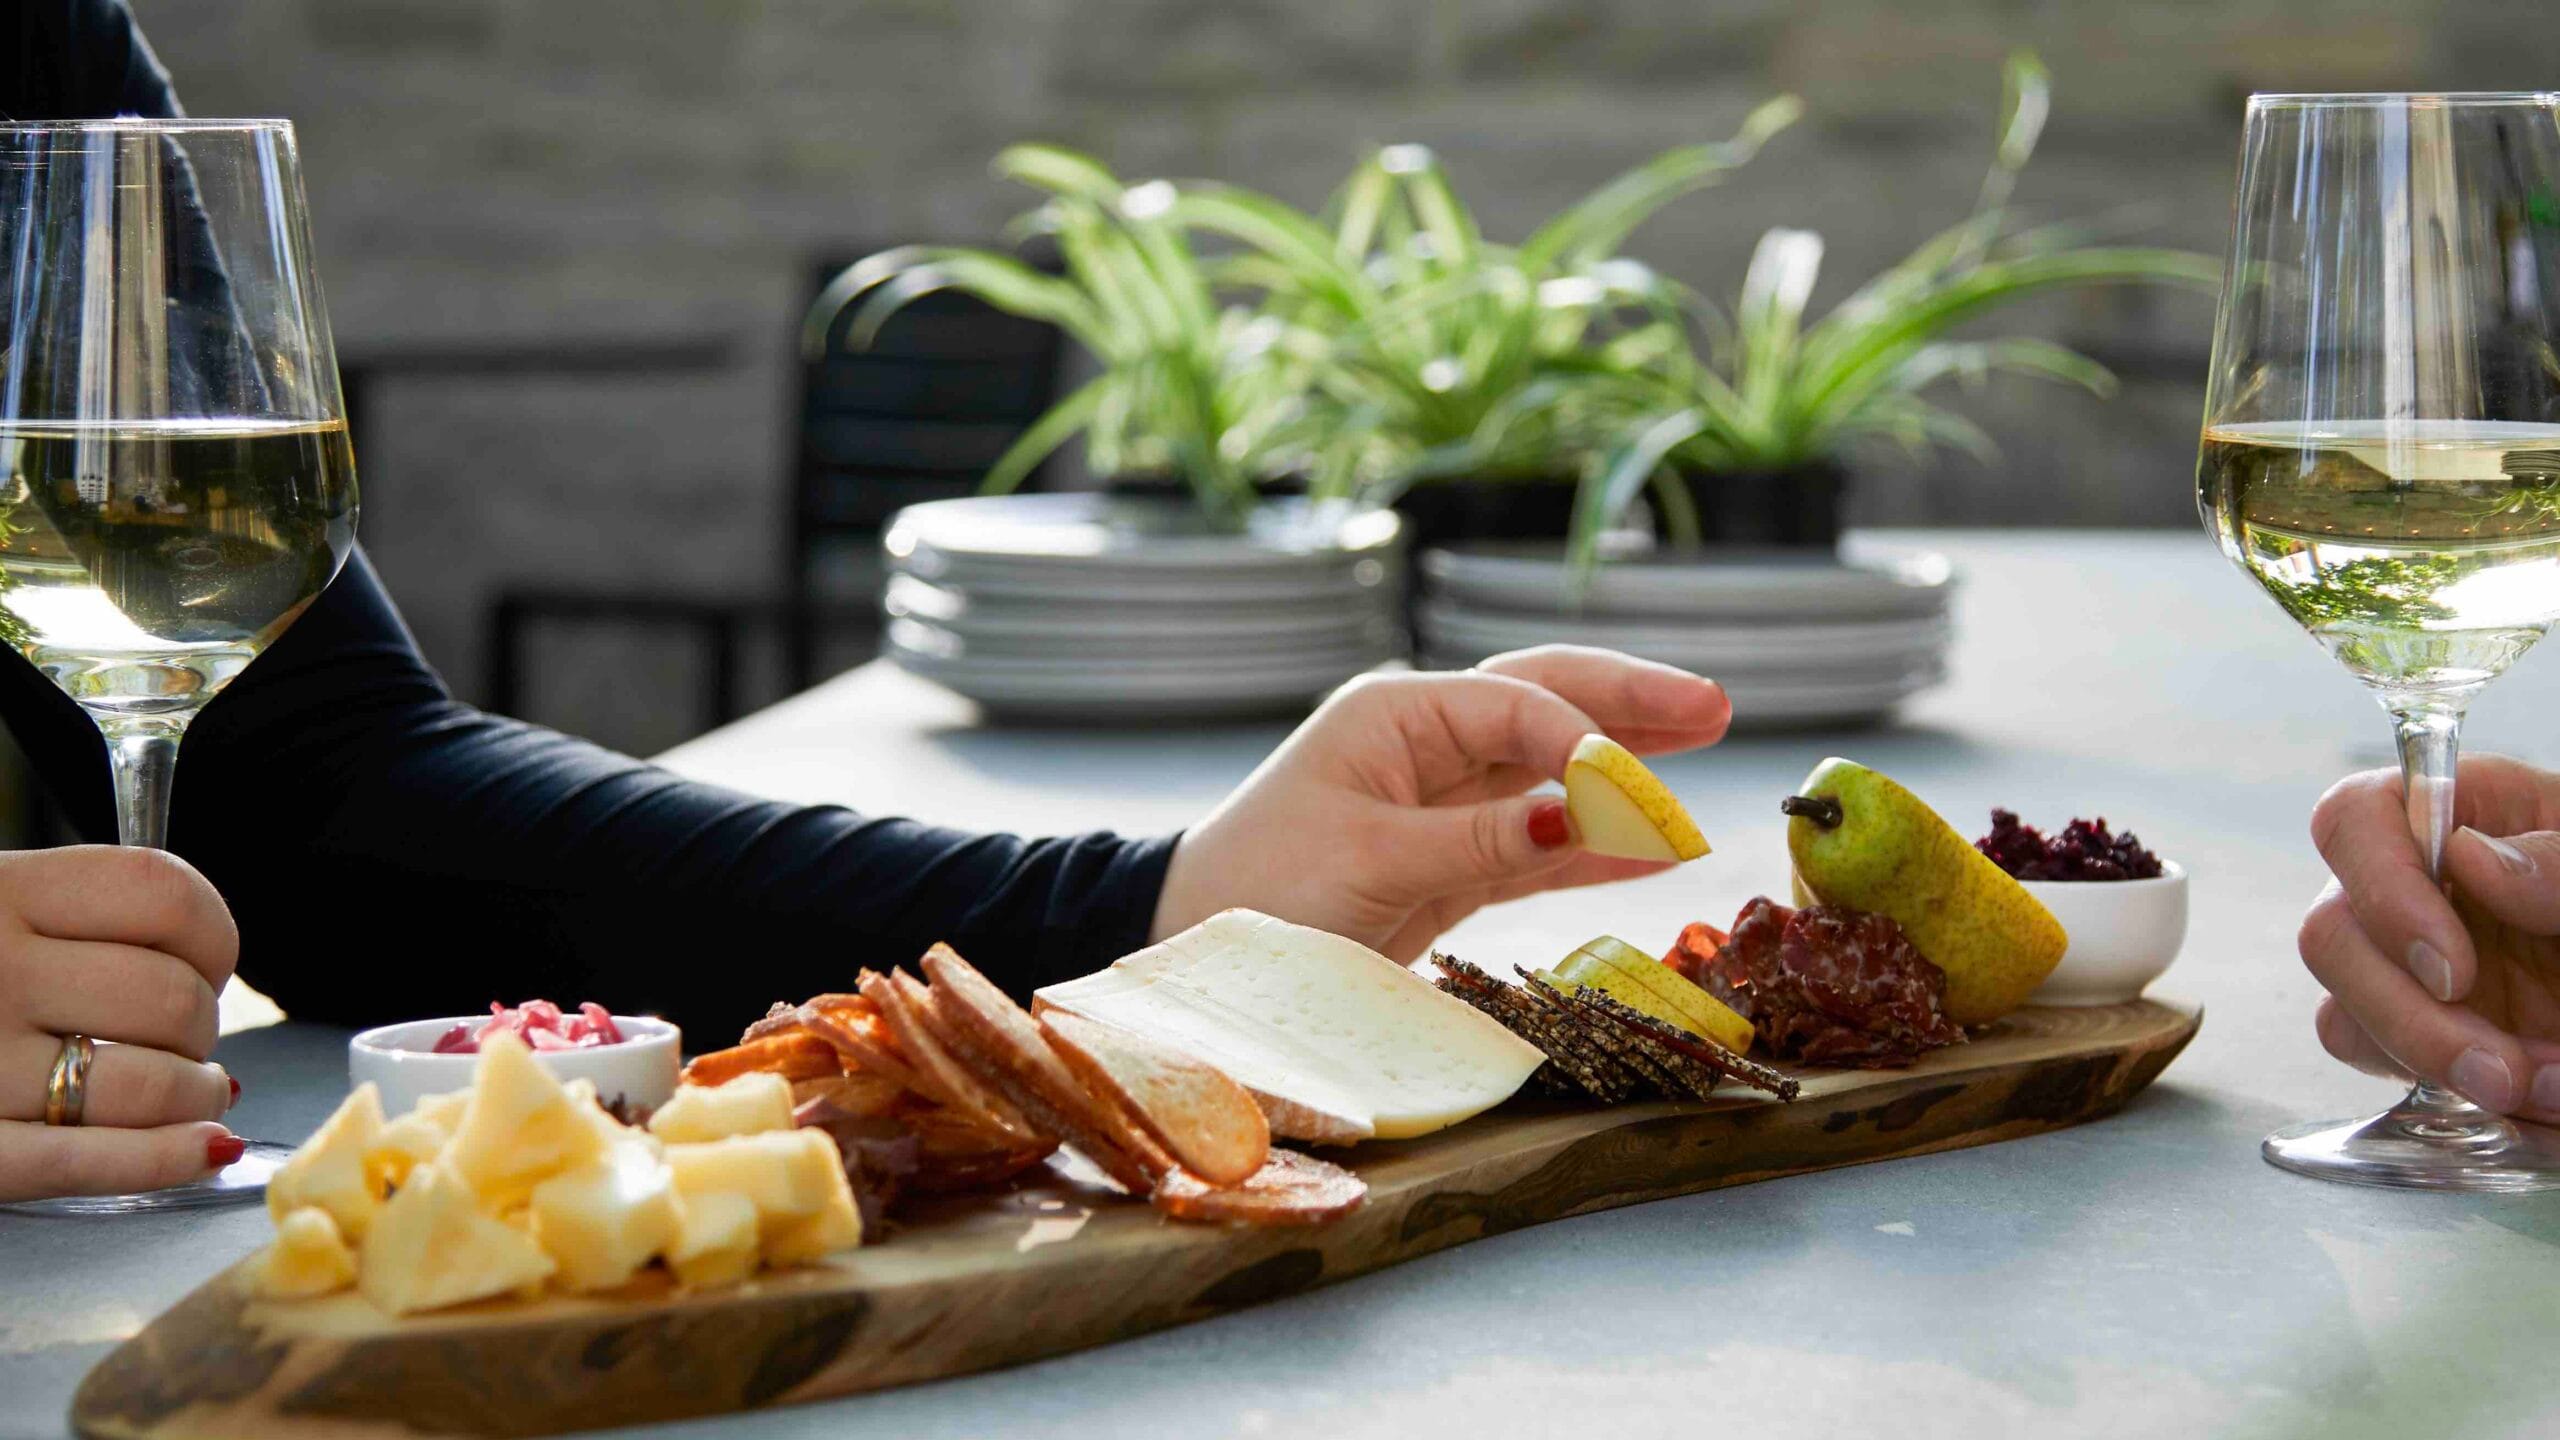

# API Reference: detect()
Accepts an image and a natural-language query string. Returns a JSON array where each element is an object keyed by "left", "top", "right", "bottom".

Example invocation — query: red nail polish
[
  {"left": 1528, "top": 801, "right": 1573, "bottom": 850},
  {"left": 206, "top": 1133, "right": 246, "bottom": 1169},
  {"left": 227, "top": 1074, "right": 241, "bottom": 1105}
]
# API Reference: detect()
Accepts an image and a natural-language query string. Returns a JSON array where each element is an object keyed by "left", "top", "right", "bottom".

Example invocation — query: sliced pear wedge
[
  {"left": 1563, "top": 734, "right": 1709, "bottom": 862},
  {"left": 1552, "top": 937, "right": 1755, "bottom": 1057}
]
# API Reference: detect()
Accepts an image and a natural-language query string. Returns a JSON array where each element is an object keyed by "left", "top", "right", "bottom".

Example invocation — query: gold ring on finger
[{"left": 43, "top": 1034, "right": 94, "bottom": 1127}]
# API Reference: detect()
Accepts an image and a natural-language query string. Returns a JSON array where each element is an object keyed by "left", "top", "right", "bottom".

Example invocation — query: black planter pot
[
  {"left": 1390, "top": 478, "right": 1582, "bottom": 555},
  {"left": 1099, "top": 473, "right": 1306, "bottom": 505},
  {"left": 1668, "top": 461, "right": 1845, "bottom": 550},
  {"left": 1392, "top": 465, "right": 1846, "bottom": 555}
]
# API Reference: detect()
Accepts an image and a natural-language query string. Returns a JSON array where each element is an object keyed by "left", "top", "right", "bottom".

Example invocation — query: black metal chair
[{"left": 484, "top": 253, "right": 1065, "bottom": 731}]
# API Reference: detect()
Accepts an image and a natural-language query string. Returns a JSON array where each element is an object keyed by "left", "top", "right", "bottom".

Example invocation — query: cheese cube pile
[{"left": 255, "top": 1034, "right": 861, "bottom": 1314}]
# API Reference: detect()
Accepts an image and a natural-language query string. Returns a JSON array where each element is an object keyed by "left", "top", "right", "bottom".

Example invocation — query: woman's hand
[
  {"left": 0, "top": 846, "right": 244, "bottom": 1201},
  {"left": 1152, "top": 646, "right": 1732, "bottom": 962},
  {"left": 2301, "top": 754, "right": 2560, "bottom": 1120}
]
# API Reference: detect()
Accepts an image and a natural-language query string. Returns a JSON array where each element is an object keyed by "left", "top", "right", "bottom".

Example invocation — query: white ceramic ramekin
[
  {"left": 2021, "top": 860, "right": 2188, "bottom": 1006},
  {"left": 348, "top": 1015, "right": 682, "bottom": 1118}
]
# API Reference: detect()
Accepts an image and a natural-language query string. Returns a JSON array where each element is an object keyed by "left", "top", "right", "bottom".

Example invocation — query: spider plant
[
  {"left": 1182, "top": 98, "right": 1803, "bottom": 506},
  {"left": 1559, "top": 52, "right": 2224, "bottom": 577},
  {"left": 805, "top": 145, "right": 1307, "bottom": 529}
]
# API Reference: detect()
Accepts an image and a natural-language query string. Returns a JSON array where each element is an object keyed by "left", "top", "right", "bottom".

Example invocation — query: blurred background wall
[{"left": 123, "top": 0, "right": 2560, "bottom": 756}]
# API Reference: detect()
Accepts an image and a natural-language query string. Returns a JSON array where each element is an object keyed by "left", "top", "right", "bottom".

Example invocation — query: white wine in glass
[
  {"left": 0, "top": 120, "right": 357, "bottom": 1211},
  {"left": 2200, "top": 94, "right": 2560, "bottom": 1191}
]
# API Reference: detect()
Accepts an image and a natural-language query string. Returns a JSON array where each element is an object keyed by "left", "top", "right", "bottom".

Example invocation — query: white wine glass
[
  {"left": 2199, "top": 93, "right": 2560, "bottom": 1190},
  {"left": 0, "top": 120, "right": 357, "bottom": 1211}
]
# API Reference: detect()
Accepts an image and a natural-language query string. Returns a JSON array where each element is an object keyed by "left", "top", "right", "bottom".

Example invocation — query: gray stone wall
[{"left": 125, "top": 0, "right": 2560, "bottom": 751}]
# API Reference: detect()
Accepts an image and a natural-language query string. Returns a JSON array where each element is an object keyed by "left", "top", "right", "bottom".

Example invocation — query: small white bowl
[
  {"left": 2021, "top": 860, "right": 2189, "bottom": 1006},
  {"left": 349, "top": 1015, "right": 682, "bottom": 1119}
]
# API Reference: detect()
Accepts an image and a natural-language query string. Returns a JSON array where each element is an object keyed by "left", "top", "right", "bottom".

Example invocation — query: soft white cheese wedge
[{"left": 1035, "top": 909, "right": 1544, "bottom": 1142}]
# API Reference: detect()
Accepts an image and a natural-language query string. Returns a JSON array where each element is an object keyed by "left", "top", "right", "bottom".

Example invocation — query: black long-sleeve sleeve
[
  {"left": 1, "top": 1, "right": 1179, "bottom": 1040},
  {"left": 8, "top": 555, "right": 1178, "bottom": 1040}
]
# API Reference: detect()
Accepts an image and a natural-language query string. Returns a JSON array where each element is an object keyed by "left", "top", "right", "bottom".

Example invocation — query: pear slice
[
  {"left": 1551, "top": 937, "right": 1754, "bottom": 1057},
  {"left": 1564, "top": 735, "right": 1709, "bottom": 862}
]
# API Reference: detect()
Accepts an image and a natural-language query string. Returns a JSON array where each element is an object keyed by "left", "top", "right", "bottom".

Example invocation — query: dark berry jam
[{"left": 1976, "top": 808, "right": 2163, "bottom": 881}]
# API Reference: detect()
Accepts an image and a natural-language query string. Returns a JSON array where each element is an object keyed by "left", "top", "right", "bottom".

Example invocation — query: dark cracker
[{"left": 1432, "top": 954, "right": 1639, "bottom": 1103}]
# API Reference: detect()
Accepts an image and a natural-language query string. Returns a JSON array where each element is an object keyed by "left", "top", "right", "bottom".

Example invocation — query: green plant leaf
[
  {"left": 1796, "top": 246, "right": 2218, "bottom": 428},
  {"left": 1571, "top": 407, "right": 1710, "bottom": 587},
  {"left": 1994, "top": 51, "right": 2052, "bottom": 180},
  {"left": 1170, "top": 184, "right": 1378, "bottom": 317},
  {"left": 1733, "top": 226, "right": 1824, "bottom": 440},
  {"left": 1518, "top": 95, "right": 1802, "bottom": 274},
  {"left": 994, "top": 143, "right": 1123, "bottom": 199},
  {"left": 828, "top": 252, "right": 1107, "bottom": 354},
  {"left": 1331, "top": 159, "right": 1394, "bottom": 261},
  {"left": 1898, "top": 336, "right": 2118, "bottom": 396},
  {"left": 1383, "top": 145, "right": 1483, "bottom": 269},
  {"left": 980, "top": 375, "right": 1111, "bottom": 495}
]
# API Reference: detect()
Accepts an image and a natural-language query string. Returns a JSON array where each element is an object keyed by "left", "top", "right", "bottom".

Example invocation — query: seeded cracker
[
  {"left": 1561, "top": 990, "right": 1726, "bottom": 1102},
  {"left": 1431, "top": 954, "right": 1638, "bottom": 1103},
  {"left": 1571, "top": 988, "right": 1802, "bottom": 1101},
  {"left": 1465, "top": 961, "right": 1648, "bottom": 1102},
  {"left": 1514, "top": 969, "right": 1673, "bottom": 1099}
]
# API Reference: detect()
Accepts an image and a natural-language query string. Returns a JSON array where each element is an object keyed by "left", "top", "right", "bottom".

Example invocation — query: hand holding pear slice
[{"left": 1564, "top": 735, "right": 1710, "bottom": 863}]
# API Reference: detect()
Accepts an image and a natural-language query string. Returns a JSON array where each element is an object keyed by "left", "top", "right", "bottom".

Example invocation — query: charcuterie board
[{"left": 73, "top": 998, "right": 2197, "bottom": 1440}]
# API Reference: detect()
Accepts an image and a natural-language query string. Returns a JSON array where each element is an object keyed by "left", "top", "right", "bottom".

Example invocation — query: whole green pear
[{"left": 1783, "top": 757, "right": 2066, "bottom": 1026}]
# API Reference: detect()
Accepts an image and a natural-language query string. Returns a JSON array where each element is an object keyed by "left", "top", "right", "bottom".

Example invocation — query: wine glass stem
[
  {"left": 101, "top": 719, "right": 186, "bottom": 851},
  {"left": 2391, "top": 703, "right": 2473, "bottom": 1118}
]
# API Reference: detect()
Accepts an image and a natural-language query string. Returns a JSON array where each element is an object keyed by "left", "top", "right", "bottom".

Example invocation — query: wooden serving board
[{"left": 74, "top": 998, "right": 2198, "bottom": 1440}]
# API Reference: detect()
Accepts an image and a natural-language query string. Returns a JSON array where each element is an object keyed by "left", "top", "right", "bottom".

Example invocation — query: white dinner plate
[
  {"left": 1417, "top": 648, "right": 1943, "bottom": 727},
  {"left": 887, "top": 494, "right": 1403, "bottom": 573},
  {"left": 887, "top": 617, "right": 1401, "bottom": 666},
  {"left": 892, "top": 557, "right": 1399, "bottom": 606},
  {"left": 1415, "top": 598, "right": 1951, "bottom": 668},
  {"left": 890, "top": 645, "right": 1382, "bottom": 721},
  {"left": 884, "top": 575, "right": 1391, "bottom": 644},
  {"left": 1420, "top": 543, "right": 1954, "bottom": 621}
]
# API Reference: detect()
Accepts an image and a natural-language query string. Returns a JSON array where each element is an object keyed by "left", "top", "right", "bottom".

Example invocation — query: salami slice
[{"left": 1152, "top": 1148, "right": 1367, "bottom": 1226}]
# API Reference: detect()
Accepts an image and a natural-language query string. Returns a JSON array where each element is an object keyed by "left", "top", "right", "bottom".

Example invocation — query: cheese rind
[{"left": 1035, "top": 910, "right": 1544, "bottom": 1142}]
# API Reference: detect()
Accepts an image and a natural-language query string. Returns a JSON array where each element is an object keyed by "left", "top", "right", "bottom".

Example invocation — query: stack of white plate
[
  {"left": 882, "top": 494, "right": 1403, "bottom": 722},
  {"left": 1416, "top": 543, "right": 1955, "bottom": 729}
]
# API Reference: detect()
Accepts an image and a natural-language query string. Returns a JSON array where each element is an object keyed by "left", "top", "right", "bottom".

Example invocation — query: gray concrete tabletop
[{"left": 9, "top": 529, "right": 2558, "bottom": 1440}]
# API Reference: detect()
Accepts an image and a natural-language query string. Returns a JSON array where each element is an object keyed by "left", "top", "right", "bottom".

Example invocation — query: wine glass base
[
  {"left": 2264, "top": 1100, "right": 2560, "bottom": 1193},
  {"left": 0, "top": 1140, "right": 292, "bottom": 1216}
]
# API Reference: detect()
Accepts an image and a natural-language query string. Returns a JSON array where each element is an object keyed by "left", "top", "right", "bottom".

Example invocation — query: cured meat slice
[
  {"left": 788, "top": 1071, "right": 909, "bottom": 1123},
  {"left": 1694, "top": 898, "right": 1965, "bottom": 1068},
  {"left": 794, "top": 1111, "right": 922, "bottom": 1236},
  {"left": 916, "top": 945, "right": 1172, "bottom": 1194},
  {"left": 861, "top": 970, "right": 1044, "bottom": 1142},
  {"left": 1040, "top": 1010, "right": 1269, "bottom": 1188},
  {"left": 796, "top": 996, "right": 930, "bottom": 1096},
  {"left": 898, "top": 1107, "right": 1058, "bottom": 1195},
  {"left": 1152, "top": 1148, "right": 1367, "bottom": 1227}
]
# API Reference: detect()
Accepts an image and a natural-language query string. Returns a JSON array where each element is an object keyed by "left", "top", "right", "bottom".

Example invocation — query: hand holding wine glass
[
  {"left": 0, "top": 847, "right": 244, "bottom": 1203},
  {"left": 2201, "top": 92, "right": 2560, "bottom": 1189},
  {"left": 2300, "top": 754, "right": 2560, "bottom": 1122},
  {"left": 0, "top": 118, "right": 356, "bottom": 1209}
]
